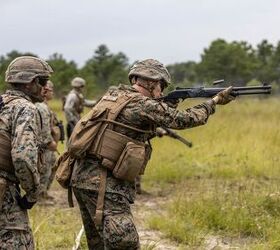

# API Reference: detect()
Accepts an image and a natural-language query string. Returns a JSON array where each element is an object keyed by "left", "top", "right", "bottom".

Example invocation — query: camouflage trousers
[
  {"left": 0, "top": 228, "right": 34, "bottom": 250},
  {"left": 73, "top": 187, "right": 140, "bottom": 250},
  {"left": 39, "top": 150, "right": 56, "bottom": 193},
  {"left": 0, "top": 181, "right": 34, "bottom": 250}
]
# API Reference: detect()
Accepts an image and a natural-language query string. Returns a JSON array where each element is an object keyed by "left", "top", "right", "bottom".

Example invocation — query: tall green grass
[
  {"left": 145, "top": 97, "right": 280, "bottom": 186},
  {"left": 144, "top": 97, "right": 280, "bottom": 248}
]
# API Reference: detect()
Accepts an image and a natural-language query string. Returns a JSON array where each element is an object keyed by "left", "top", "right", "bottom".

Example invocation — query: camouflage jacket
[
  {"left": 0, "top": 90, "right": 40, "bottom": 202},
  {"left": 71, "top": 84, "right": 216, "bottom": 202}
]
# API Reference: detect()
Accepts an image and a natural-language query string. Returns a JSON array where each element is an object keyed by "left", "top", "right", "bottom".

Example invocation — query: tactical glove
[
  {"left": 17, "top": 195, "right": 36, "bottom": 210},
  {"left": 165, "top": 99, "right": 180, "bottom": 109},
  {"left": 212, "top": 86, "right": 235, "bottom": 105}
]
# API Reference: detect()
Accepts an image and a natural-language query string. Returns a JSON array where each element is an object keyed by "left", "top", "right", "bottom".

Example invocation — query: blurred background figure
[
  {"left": 36, "top": 80, "right": 61, "bottom": 203},
  {"left": 63, "top": 77, "right": 96, "bottom": 140}
]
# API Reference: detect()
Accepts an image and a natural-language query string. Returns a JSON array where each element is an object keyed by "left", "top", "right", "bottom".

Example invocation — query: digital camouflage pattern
[
  {"left": 5, "top": 56, "right": 53, "bottom": 84},
  {"left": 128, "top": 58, "right": 171, "bottom": 86},
  {"left": 73, "top": 188, "right": 139, "bottom": 250},
  {"left": 71, "top": 84, "right": 216, "bottom": 248},
  {"left": 35, "top": 102, "right": 56, "bottom": 194},
  {"left": 0, "top": 90, "right": 41, "bottom": 249},
  {"left": 0, "top": 227, "right": 34, "bottom": 250},
  {"left": 0, "top": 90, "right": 40, "bottom": 201}
]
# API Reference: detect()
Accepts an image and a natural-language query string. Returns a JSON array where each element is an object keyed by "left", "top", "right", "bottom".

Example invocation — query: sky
[{"left": 1, "top": 0, "right": 280, "bottom": 67}]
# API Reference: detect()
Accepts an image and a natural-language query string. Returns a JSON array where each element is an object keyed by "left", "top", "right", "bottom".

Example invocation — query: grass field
[
  {"left": 145, "top": 97, "right": 280, "bottom": 249},
  {"left": 30, "top": 97, "right": 280, "bottom": 249}
]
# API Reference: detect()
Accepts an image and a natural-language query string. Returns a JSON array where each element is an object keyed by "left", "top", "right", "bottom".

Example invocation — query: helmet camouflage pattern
[
  {"left": 71, "top": 77, "right": 86, "bottom": 87},
  {"left": 128, "top": 59, "right": 171, "bottom": 87},
  {"left": 5, "top": 56, "right": 53, "bottom": 84}
]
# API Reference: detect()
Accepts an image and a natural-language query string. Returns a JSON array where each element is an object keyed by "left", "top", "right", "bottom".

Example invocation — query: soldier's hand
[
  {"left": 165, "top": 99, "right": 180, "bottom": 109},
  {"left": 17, "top": 195, "right": 36, "bottom": 210},
  {"left": 212, "top": 86, "right": 235, "bottom": 105}
]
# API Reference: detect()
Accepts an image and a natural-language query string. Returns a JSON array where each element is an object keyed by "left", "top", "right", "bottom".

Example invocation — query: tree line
[{"left": 1, "top": 39, "right": 280, "bottom": 97}]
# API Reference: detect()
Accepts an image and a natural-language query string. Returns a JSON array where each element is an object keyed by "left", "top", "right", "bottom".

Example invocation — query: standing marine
[
  {"left": 68, "top": 59, "right": 234, "bottom": 249},
  {"left": 35, "top": 80, "right": 59, "bottom": 201},
  {"left": 0, "top": 56, "right": 53, "bottom": 249},
  {"left": 63, "top": 77, "right": 96, "bottom": 139}
]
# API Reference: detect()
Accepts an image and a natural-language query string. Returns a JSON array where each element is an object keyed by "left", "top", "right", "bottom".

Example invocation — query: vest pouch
[
  {"left": 113, "top": 142, "right": 146, "bottom": 182},
  {"left": 0, "top": 177, "right": 7, "bottom": 211},
  {"left": 93, "top": 129, "right": 135, "bottom": 170},
  {"left": 55, "top": 151, "right": 76, "bottom": 189},
  {"left": 0, "top": 133, "right": 14, "bottom": 175}
]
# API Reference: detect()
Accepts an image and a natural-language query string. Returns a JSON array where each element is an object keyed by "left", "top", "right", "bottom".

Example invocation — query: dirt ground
[
  {"left": 132, "top": 193, "right": 245, "bottom": 250},
  {"left": 49, "top": 187, "right": 245, "bottom": 250}
]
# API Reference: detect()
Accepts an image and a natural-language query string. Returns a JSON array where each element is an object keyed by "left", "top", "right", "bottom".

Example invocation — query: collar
[{"left": 5, "top": 90, "right": 33, "bottom": 102}]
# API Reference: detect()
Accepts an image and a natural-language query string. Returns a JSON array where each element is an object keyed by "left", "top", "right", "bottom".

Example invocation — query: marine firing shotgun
[{"left": 159, "top": 85, "right": 272, "bottom": 102}]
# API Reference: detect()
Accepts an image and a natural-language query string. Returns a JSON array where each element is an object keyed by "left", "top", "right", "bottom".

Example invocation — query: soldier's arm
[
  {"left": 83, "top": 98, "right": 97, "bottom": 108},
  {"left": 36, "top": 103, "right": 57, "bottom": 151},
  {"left": 135, "top": 98, "right": 216, "bottom": 129},
  {"left": 11, "top": 105, "right": 40, "bottom": 202}
]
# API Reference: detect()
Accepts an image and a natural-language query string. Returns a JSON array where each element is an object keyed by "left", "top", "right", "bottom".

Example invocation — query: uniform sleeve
[
  {"left": 131, "top": 98, "right": 216, "bottom": 130},
  {"left": 83, "top": 98, "right": 96, "bottom": 107},
  {"left": 11, "top": 105, "right": 40, "bottom": 202},
  {"left": 36, "top": 104, "right": 53, "bottom": 146}
]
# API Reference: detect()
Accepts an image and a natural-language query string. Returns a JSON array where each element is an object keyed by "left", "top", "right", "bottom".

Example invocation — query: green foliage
[
  {"left": 254, "top": 40, "right": 275, "bottom": 83},
  {"left": 167, "top": 61, "right": 197, "bottom": 86},
  {"left": 81, "top": 44, "right": 129, "bottom": 92},
  {"left": 47, "top": 53, "right": 79, "bottom": 96},
  {"left": 196, "top": 39, "right": 257, "bottom": 84},
  {"left": 1, "top": 40, "right": 280, "bottom": 97}
]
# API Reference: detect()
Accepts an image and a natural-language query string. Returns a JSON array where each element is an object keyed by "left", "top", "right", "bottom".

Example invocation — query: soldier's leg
[
  {"left": 38, "top": 160, "right": 49, "bottom": 198},
  {"left": 135, "top": 175, "right": 142, "bottom": 194},
  {"left": 67, "top": 122, "right": 74, "bottom": 140},
  {"left": 73, "top": 187, "right": 104, "bottom": 250},
  {"left": 47, "top": 152, "right": 58, "bottom": 191},
  {"left": 103, "top": 193, "right": 140, "bottom": 250},
  {"left": 0, "top": 228, "right": 34, "bottom": 250},
  {"left": 0, "top": 182, "right": 34, "bottom": 250}
]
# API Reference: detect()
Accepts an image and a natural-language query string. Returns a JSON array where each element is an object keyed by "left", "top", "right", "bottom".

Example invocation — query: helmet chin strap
[
  {"left": 22, "top": 80, "right": 44, "bottom": 103},
  {"left": 136, "top": 82, "right": 156, "bottom": 98},
  {"left": 22, "top": 89, "right": 43, "bottom": 102}
]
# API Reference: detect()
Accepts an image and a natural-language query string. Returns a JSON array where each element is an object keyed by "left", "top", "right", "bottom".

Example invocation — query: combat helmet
[
  {"left": 128, "top": 59, "right": 171, "bottom": 88},
  {"left": 71, "top": 77, "right": 86, "bottom": 87},
  {"left": 5, "top": 56, "right": 53, "bottom": 84}
]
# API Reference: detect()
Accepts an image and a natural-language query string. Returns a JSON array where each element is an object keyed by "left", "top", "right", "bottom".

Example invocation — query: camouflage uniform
[
  {"left": 35, "top": 101, "right": 57, "bottom": 195},
  {"left": 64, "top": 89, "right": 88, "bottom": 124},
  {"left": 64, "top": 77, "right": 96, "bottom": 139},
  {"left": 0, "top": 90, "right": 41, "bottom": 250},
  {"left": 0, "top": 56, "right": 53, "bottom": 249},
  {"left": 71, "top": 83, "right": 216, "bottom": 249}
]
